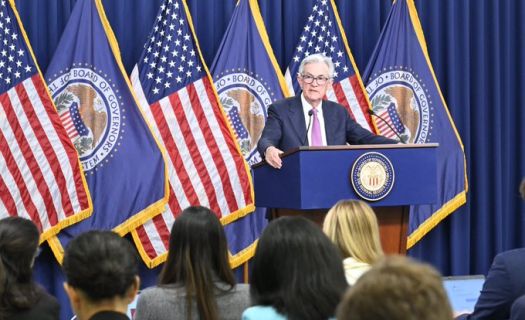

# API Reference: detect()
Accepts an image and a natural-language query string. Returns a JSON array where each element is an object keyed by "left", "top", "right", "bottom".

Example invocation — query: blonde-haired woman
[{"left": 323, "top": 200, "right": 384, "bottom": 285}]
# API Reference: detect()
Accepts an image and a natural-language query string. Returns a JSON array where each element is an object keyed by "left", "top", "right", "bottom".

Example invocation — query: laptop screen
[{"left": 442, "top": 275, "right": 485, "bottom": 313}]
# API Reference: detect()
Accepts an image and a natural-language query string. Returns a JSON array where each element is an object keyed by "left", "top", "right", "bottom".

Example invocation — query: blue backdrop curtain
[{"left": 15, "top": 0, "right": 525, "bottom": 318}]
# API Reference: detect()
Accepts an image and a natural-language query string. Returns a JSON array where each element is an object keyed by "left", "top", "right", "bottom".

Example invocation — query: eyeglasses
[{"left": 300, "top": 74, "right": 331, "bottom": 85}]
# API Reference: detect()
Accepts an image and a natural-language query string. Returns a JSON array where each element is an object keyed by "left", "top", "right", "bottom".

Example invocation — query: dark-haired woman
[
  {"left": 243, "top": 216, "right": 348, "bottom": 320},
  {"left": 135, "top": 206, "right": 250, "bottom": 320},
  {"left": 0, "top": 216, "right": 59, "bottom": 320},
  {"left": 62, "top": 230, "right": 140, "bottom": 320}
]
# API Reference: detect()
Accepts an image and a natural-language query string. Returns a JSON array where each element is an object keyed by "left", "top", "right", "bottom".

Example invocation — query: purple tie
[{"left": 310, "top": 108, "right": 322, "bottom": 146}]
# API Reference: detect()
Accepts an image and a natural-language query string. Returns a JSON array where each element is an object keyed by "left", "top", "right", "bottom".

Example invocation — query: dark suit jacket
[
  {"left": 457, "top": 248, "right": 525, "bottom": 320},
  {"left": 257, "top": 96, "right": 395, "bottom": 156},
  {"left": 510, "top": 295, "right": 525, "bottom": 320},
  {"left": 90, "top": 311, "right": 130, "bottom": 320}
]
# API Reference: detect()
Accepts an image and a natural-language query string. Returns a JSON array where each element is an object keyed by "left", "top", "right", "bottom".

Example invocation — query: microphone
[
  {"left": 368, "top": 109, "right": 406, "bottom": 144},
  {"left": 302, "top": 110, "right": 314, "bottom": 146}
]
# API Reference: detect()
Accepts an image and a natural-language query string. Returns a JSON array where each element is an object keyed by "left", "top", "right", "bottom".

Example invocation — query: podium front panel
[{"left": 254, "top": 145, "right": 437, "bottom": 210}]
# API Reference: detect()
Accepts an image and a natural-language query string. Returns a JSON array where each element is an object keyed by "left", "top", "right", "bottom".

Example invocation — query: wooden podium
[{"left": 252, "top": 144, "right": 438, "bottom": 255}]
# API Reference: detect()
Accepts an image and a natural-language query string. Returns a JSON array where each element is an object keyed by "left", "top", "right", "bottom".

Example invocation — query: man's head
[
  {"left": 337, "top": 256, "right": 453, "bottom": 320},
  {"left": 62, "top": 231, "right": 140, "bottom": 320},
  {"left": 298, "top": 54, "right": 334, "bottom": 107}
]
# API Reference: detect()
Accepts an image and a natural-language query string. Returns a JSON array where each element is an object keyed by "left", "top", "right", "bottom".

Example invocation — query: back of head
[
  {"left": 323, "top": 200, "right": 384, "bottom": 264},
  {"left": 0, "top": 217, "right": 41, "bottom": 314},
  {"left": 251, "top": 216, "right": 347, "bottom": 320},
  {"left": 62, "top": 230, "right": 139, "bottom": 302},
  {"left": 337, "top": 256, "right": 453, "bottom": 320},
  {"left": 159, "top": 206, "right": 234, "bottom": 320}
]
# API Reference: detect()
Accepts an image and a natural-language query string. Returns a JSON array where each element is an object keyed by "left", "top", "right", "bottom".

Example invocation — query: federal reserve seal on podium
[{"left": 351, "top": 152, "right": 395, "bottom": 201}]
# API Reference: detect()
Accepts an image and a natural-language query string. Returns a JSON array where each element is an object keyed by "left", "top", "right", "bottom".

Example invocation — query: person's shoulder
[
  {"left": 139, "top": 285, "right": 184, "bottom": 301},
  {"left": 7, "top": 290, "right": 60, "bottom": 320},
  {"left": 242, "top": 306, "right": 287, "bottom": 320},
  {"left": 233, "top": 283, "right": 250, "bottom": 293},
  {"left": 270, "top": 96, "right": 301, "bottom": 109},
  {"left": 494, "top": 248, "right": 525, "bottom": 263},
  {"left": 35, "top": 287, "right": 60, "bottom": 318},
  {"left": 38, "top": 289, "right": 59, "bottom": 306},
  {"left": 323, "top": 99, "right": 347, "bottom": 113},
  {"left": 500, "top": 248, "right": 525, "bottom": 256},
  {"left": 216, "top": 283, "right": 250, "bottom": 303}
]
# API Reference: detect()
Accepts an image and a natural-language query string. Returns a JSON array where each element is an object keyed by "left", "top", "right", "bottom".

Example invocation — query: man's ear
[
  {"left": 63, "top": 282, "right": 81, "bottom": 309},
  {"left": 125, "top": 276, "right": 140, "bottom": 303},
  {"left": 297, "top": 73, "right": 304, "bottom": 89}
]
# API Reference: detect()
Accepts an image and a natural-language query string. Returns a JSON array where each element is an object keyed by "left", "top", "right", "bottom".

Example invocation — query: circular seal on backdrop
[
  {"left": 47, "top": 67, "right": 123, "bottom": 172},
  {"left": 366, "top": 68, "right": 434, "bottom": 144},
  {"left": 351, "top": 152, "right": 395, "bottom": 201},
  {"left": 214, "top": 71, "right": 276, "bottom": 166}
]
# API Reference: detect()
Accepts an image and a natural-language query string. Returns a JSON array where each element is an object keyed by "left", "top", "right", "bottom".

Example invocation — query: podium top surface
[{"left": 253, "top": 143, "right": 439, "bottom": 168}]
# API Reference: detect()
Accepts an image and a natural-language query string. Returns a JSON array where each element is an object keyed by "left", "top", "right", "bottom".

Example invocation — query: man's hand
[{"left": 265, "top": 146, "right": 283, "bottom": 169}]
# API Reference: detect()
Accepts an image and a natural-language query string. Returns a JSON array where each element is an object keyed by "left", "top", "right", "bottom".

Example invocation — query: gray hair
[{"left": 298, "top": 54, "right": 335, "bottom": 78}]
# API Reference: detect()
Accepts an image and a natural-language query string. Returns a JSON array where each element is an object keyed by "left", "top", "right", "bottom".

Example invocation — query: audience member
[
  {"left": 0, "top": 216, "right": 59, "bottom": 320},
  {"left": 337, "top": 255, "right": 453, "bottom": 320},
  {"left": 456, "top": 179, "right": 525, "bottom": 320},
  {"left": 62, "top": 231, "right": 140, "bottom": 320},
  {"left": 243, "top": 216, "right": 347, "bottom": 320},
  {"left": 455, "top": 248, "right": 525, "bottom": 320},
  {"left": 510, "top": 295, "right": 525, "bottom": 320},
  {"left": 323, "top": 200, "right": 384, "bottom": 285},
  {"left": 134, "top": 206, "right": 249, "bottom": 320}
]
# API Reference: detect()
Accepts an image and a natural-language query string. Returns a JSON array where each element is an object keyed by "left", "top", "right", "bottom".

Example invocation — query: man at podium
[{"left": 257, "top": 54, "right": 396, "bottom": 169}]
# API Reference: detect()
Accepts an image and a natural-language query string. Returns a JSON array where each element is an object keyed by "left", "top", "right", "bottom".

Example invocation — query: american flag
[
  {"left": 59, "top": 102, "right": 89, "bottom": 140},
  {"left": 131, "top": 0, "right": 254, "bottom": 266},
  {"left": 0, "top": 1, "right": 91, "bottom": 240},
  {"left": 285, "top": 0, "right": 376, "bottom": 132},
  {"left": 228, "top": 108, "right": 249, "bottom": 140},
  {"left": 377, "top": 103, "right": 405, "bottom": 139}
]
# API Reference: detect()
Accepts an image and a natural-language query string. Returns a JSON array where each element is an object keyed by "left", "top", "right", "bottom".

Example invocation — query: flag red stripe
[
  {"left": 151, "top": 214, "right": 171, "bottom": 251},
  {"left": 152, "top": 186, "right": 180, "bottom": 251},
  {"left": 150, "top": 100, "right": 200, "bottom": 205},
  {"left": 186, "top": 82, "right": 237, "bottom": 213},
  {"left": 332, "top": 81, "right": 355, "bottom": 119},
  {"left": 32, "top": 76, "right": 89, "bottom": 211},
  {"left": 166, "top": 184, "right": 182, "bottom": 216},
  {"left": 202, "top": 78, "right": 252, "bottom": 206},
  {"left": 140, "top": 187, "right": 180, "bottom": 260},
  {"left": 169, "top": 90, "right": 221, "bottom": 213},
  {"left": 1, "top": 92, "right": 56, "bottom": 227},
  {"left": 349, "top": 75, "right": 374, "bottom": 128},
  {"left": 349, "top": 75, "right": 368, "bottom": 110},
  {"left": 16, "top": 82, "right": 73, "bottom": 220},
  {"left": 0, "top": 129, "right": 42, "bottom": 229},
  {"left": 0, "top": 174, "right": 17, "bottom": 215},
  {"left": 60, "top": 112, "right": 79, "bottom": 139},
  {"left": 135, "top": 224, "right": 157, "bottom": 260}
]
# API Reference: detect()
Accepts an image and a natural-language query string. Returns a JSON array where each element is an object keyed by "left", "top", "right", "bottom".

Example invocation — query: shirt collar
[{"left": 300, "top": 93, "right": 323, "bottom": 117}]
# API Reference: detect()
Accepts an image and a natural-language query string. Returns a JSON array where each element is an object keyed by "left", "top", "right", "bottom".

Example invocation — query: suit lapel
[{"left": 287, "top": 96, "right": 308, "bottom": 146}]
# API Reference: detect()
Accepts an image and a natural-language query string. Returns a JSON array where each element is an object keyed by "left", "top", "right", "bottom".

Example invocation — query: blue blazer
[
  {"left": 257, "top": 96, "right": 395, "bottom": 156},
  {"left": 457, "top": 248, "right": 525, "bottom": 320},
  {"left": 510, "top": 295, "right": 525, "bottom": 320}
]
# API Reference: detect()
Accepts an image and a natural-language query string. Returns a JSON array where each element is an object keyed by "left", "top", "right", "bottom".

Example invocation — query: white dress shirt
[{"left": 301, "top": 94, "right": 327, "bottom": 146}]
